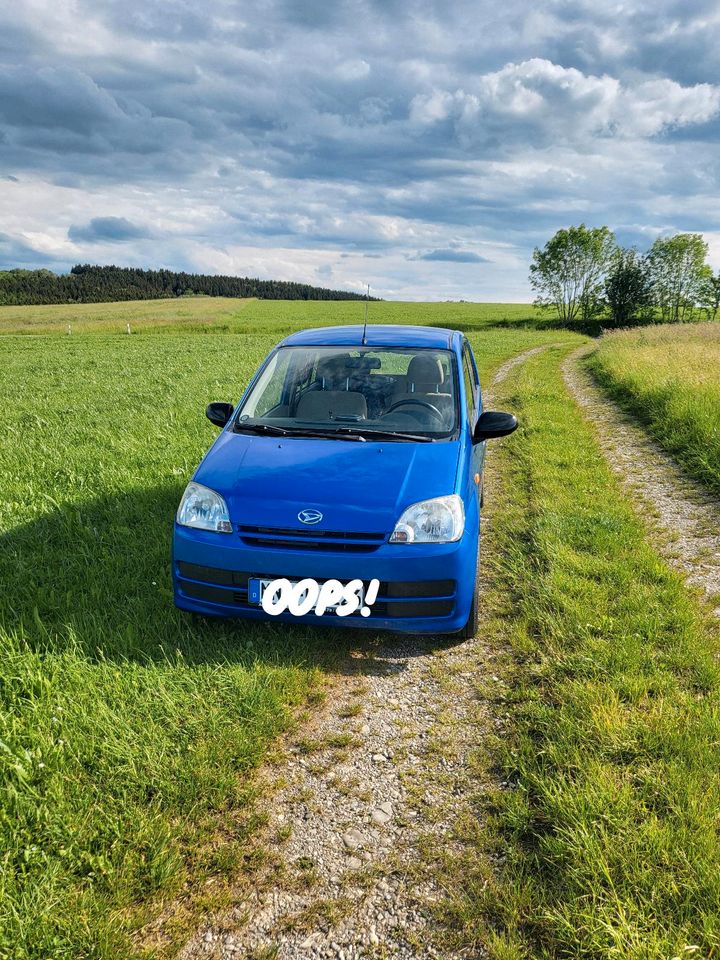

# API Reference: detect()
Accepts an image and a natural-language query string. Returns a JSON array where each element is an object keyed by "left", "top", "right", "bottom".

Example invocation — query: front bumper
[{"left": 172, "top": 523, "right": 478, "bottom": 634}]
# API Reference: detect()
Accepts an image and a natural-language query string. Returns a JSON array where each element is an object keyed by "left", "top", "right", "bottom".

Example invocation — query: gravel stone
[{"left": 341, "top": 829, "right": 363, "bottom": 851}]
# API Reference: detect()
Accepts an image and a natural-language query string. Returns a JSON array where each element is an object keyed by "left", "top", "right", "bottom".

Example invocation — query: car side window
[{"left": 462, "top": 343, "right": 477, "bottom": 424}]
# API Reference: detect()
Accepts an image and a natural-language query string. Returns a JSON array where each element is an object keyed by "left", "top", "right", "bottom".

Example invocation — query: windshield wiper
[
  {"left": 233, "top": 421, "right": 432, "bottom": 443},
  {"left": 234, "top": 421, "right": 365, "bottom": 441},
  {"left": 284, "top": 427, "right": 366, "bottom": 441},
  {"left": 321, "top": 427, "right": 432, "bottom": 443},
  {"left": 233, "top": 421, "right": 289, "bottom": 436}
]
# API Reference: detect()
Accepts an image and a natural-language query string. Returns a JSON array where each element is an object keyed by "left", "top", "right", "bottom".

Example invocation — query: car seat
[
  {"left": 388, "top": 354, "right": 454, "bottom": 425},
  {"left": 295, "top": 390, "right": 367, "bottom": 421}
]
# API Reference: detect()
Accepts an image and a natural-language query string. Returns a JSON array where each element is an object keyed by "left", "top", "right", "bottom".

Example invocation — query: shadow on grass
[{"left": 0, "top": 482, "right": 463, "bottom": 673}]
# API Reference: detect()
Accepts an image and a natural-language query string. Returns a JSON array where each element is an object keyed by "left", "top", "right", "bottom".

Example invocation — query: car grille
[
  {"left": 237, "top": 525, "right": 386, "bottom": 553},
  {"left": 176, "top": 561, "right": 455, "bottom": 620}
]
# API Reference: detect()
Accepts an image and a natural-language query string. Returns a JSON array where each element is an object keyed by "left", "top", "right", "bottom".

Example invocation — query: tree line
[
  {"left": 0, "top": 264, "right": 374, "bottom": 306},
  {"left": 530, "top": 226, "right": 720, "bottom": 331}
]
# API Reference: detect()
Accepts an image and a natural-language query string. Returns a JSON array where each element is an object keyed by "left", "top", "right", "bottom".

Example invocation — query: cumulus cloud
[
  {"left": 409, "top": 59, "right": 720, "bottom": 144},
  {"left": 68, "top": 216, "right": 152, "bottom": 243},
  {"left": 0, "top": 231, "right": 52, "bottom": 268},
  {"left": 0, "top": 0, "right": 719, "bottom": 298},
  {"left": 418, "top": 249, "right": 488, "bottom": 263}
]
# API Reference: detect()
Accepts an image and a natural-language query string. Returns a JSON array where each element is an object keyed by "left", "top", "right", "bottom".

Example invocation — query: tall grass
[
  {"left": 441, "top": 345, "right": 720, "bottom": 957},
  {"left": 587, "top": 323, "right": 720, "bottom": 495},
  {"left": 0, "top": 325, "right": 560, "bottom": 957}
]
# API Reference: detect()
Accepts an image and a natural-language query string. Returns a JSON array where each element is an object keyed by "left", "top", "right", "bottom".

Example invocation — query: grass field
[
  {"left": 4, "top": 299, "right": 719, "bottom": 959},
  {"left": 587, "top": 323, "right": 720, "bottom": 495},
  {"left": 0, "top": 296, "right": 550, "bottom": 336},
  {"left": 0, "top": 305, "right": 566, "bottom": 959},
  {"left": 0, "top": 296, "right": 255, "bottom": 335},
  {"left": 440, "top": 345, "right": 720, "bottom": 957}
]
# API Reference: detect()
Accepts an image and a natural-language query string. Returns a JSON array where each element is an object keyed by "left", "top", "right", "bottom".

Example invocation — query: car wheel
[{"left": 455, "top": 549, "right": 479, "bottom": 640}]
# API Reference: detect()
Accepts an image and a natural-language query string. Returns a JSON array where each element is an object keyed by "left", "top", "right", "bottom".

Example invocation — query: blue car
[{"left": 172, "top": 325, "right": 517, "bottom": 637}]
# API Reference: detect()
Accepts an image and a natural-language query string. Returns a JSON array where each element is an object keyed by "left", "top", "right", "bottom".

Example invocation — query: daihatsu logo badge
[{"left": 298, "top": 509, "right": 323, "bottom": 525}]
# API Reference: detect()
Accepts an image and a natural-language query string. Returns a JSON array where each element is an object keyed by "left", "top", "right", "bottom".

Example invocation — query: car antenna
[{"left": 361, "top": 283, "right": 370, "bottom": 346}]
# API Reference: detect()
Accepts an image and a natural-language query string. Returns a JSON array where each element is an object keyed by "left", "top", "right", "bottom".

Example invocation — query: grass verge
[
  {"left": 587, "top": 323, "right": 720, "bottom": 495},
  {"left": 440, "top": 344, "right": 720, "bottom": 958}
]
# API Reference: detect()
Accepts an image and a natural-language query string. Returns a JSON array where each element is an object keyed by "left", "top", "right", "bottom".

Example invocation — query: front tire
[{"left": 455, "top": 549, "right": 479, "bottom": 640}]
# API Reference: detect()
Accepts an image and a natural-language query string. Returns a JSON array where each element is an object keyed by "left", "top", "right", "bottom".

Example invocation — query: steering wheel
[{"left": 385, "top": 398, "right": 444, "bottom": 424}]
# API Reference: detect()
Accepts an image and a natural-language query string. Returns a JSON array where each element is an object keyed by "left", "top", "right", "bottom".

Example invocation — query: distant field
[
  {"left": 0, "top": 295, "right": 254, "bottom": 334},
  {"left": 0, "top": 323, "right": 565, "bottom": 958},
  {"left": 0, "top": 296, "right": 549, "bottom": 336},
  {"left": 588, "top": 323, "right": 720, "bottom": 495}
]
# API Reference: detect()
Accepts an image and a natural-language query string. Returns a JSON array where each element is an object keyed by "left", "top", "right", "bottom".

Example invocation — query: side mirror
[
  {"left": 473, "top": 410, "right": 518, "bottom": 442},
  {"left": 206, "top": 401, "right": 234, "bottom": 428}
]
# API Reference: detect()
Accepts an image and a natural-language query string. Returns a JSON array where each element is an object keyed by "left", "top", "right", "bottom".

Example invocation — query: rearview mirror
[
  {"left": 206, "top": 401, "right": 234, "bottom": 428},
  {"left": 473, "top": 410, "right": 518, "bottom": 442}
]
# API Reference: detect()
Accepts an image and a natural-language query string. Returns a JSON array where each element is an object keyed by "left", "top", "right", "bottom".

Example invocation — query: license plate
[{"left": 248, "top": 577, "right": 364, "bottom": 612}]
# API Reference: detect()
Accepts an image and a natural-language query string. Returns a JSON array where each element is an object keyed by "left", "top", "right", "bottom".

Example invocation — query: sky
[{"left": 1, "top": 0, "right": 720, "bottom": 301}]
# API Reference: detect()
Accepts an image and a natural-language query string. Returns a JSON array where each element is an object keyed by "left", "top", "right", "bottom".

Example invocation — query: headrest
[
  {"left": 316, "top": 355, "right": 351, "bottom": 386},
  {"left": 407, "top": 354, "right": 444, "bottom": 385}
]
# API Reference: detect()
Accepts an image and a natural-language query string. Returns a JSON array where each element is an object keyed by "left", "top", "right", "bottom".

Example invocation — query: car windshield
[{"left": 235, "top": 346, "right": 459, "bottom": 440}]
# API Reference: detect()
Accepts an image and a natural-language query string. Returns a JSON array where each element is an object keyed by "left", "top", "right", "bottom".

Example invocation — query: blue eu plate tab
[{"left": 248, "top": 578, "right": 262, "bottom": 605}]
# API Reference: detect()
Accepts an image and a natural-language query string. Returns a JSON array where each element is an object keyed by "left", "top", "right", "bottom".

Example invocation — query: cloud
[
  {"left": 68, "top": 216, "right": 152, "bottom": 243},
  {"left": 1, "top": 0, "right": 720, "bottom": 299},
  {"left": 0, "top": 63, "right": 196, "bottom": 181},
  {"left": 418, "top": 248, "right": 488, "bottom": 263},
  {"left": 409, "top": 59, "right": 720, "bottom": 144},
  {"left": 0, "top": 231, "right": 54, "bottom": 268}
]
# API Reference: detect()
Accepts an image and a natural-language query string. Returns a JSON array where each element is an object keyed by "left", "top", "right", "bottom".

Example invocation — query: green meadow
[
  {"left": 0, "top": 298, "right": 560, "bottom": 958},
  {"left": 0, "top": 295, "right": 550, "bottom": 336},
  {"left": 2, "top": 297, "right": 719, "bottom": 959}
]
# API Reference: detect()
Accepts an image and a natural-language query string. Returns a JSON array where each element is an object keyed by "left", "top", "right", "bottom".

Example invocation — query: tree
[
  {"left": 0, "top": 265, "right": 373, "bottom": 306},
  {"left": 701, "top": 269, "right": 720, "bottom": 321},
  {"left": 604, "top": 248, "right": 653, "bottom": 328},
  {"left": 529, "top": 224, "right": 617, "bottom": 327},
  {"left": 645, "top": 233, "right": 712, "bottom": 323}
]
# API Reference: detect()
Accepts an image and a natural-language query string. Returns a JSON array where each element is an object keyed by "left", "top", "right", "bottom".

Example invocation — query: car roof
[{"left": 279, "top": 325, "right": 458, "bottom": 349}]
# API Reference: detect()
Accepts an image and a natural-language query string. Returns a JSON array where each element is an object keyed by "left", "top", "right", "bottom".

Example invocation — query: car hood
[{"left": 194, "top": 432, "right": 461, "bottom": 533}]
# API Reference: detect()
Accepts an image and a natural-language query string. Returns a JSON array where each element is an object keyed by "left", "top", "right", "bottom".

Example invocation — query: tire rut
[{"left": 563, "top": 347, "right": 720, "bottom": 615}]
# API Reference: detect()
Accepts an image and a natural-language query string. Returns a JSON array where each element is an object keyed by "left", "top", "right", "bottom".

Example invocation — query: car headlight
[
  {"left": 389, "top": 494, "right": 465, "bottom": 544},
  {"left": 176, "top": 482, "right": 233, "bottom": 533}
]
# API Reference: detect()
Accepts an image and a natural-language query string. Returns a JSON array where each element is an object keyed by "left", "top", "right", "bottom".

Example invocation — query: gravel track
[
  {"left": 180, "top": 631, "right": 501, "bottom": 959},
  {"left": 176, "top": 347, "right": 547, "bottom": 960},
  {"left": 563, "top": 348, "right": 720, "bottom": 615},
  {"left": 166, "top": 340, "right": 718, "bottom": 959}
]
